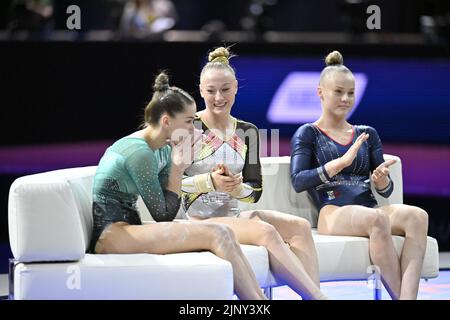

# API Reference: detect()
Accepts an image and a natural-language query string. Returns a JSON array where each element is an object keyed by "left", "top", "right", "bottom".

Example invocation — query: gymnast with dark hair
[
  {"left": 290, "top": 50, "right": 429, "bottom": 300},
  {"left": 182, "top": 46, "right": 328, "bottom": 300},
  {"left": 89, "top": 71, "right": 267, "bottom": 300}
]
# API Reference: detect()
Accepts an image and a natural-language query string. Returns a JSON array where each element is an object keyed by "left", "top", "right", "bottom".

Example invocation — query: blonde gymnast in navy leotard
[{"left": 290, "top": 50, "right": 429, "bottom": 300}]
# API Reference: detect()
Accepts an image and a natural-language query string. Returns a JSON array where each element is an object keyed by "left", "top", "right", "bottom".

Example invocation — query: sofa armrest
[{"left": 9, "top": 173, "right": 88, "bottom": 263}]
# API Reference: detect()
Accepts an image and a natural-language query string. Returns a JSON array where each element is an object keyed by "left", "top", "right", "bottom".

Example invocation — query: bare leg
[
  {"left": 318, "top": 205, "right": 401, "bottom": 299},
  {"left": 204, "top": 217, "right": 327, "bottom": 300},
  {"left": 240, "top": 210, "right": 320, "bottom": 287},
  {"left": 95, "top": 220, "right": 267, "bottom": 300},
  {"left": 380, "top": 204, "right": 428, "bottom": 300}
]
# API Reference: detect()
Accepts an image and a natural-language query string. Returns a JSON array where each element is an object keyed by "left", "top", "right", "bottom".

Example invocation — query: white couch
[{"left": 8, "top": 155, "right": 439, "bottom": 300}]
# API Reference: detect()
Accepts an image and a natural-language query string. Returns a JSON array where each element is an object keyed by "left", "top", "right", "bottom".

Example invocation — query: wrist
[
  {"left": 375, "top": 176, "right": 390, "bottom": 191},
  {"left": 210, "top": 172, "right": 218, "bottom": 191},
  {"left": 229, "top": 183, "right": 243, "bottom": 197},
  {"left": 337, "top": 157, "right": 348, "bottom": 171},
  {"left": 193, "top": 173, "right": 215, "bottom": 193},
  {"left": 171, "top": 166, "right": 185, "bottom": 176}
]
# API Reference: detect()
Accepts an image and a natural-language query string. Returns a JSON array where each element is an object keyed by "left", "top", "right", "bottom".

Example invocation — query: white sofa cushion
[
  {"left": 12, "top": 245, "right": 269, "bottom": 300},
  {"left": 264, "top": 232, "right": 439, "bottom": 286},
  {"left": 13, "top": 252, "right": 233, "bottom": 300},
  {"left": 313, "top": 232, "right": 439, "bottom": 281}
]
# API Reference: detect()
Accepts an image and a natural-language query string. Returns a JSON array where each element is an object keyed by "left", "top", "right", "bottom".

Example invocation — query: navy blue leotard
[{"left": 290, "top": 123, "right": 393, "bottom": 210}]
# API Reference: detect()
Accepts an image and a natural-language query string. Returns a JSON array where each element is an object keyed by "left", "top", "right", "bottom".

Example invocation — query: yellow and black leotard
[{"left": 181, "top": 116, "right": 262, "bottom": 219}]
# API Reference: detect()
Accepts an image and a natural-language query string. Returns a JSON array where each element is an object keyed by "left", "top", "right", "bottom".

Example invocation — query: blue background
[{"left": 227, "top": 56, "right": 450, "bottom": 144}]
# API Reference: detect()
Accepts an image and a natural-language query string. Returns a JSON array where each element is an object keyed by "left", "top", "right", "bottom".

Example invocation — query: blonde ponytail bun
[
  {"left": 325, "top": 50, "right": 344, "bottom": 66},
  {"left": 208, "top": 47, "right": 230, "bottom": 64}
]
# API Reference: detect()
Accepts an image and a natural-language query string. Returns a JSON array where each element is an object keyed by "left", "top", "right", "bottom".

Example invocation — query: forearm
[
  {"left": 324, "top": 158, "right": 347, "bottom": 179},
  {"left": 166, "top": 167, "right": 184, "bottom": 196},
  {"left": 374, "top": 176, "right": 393, "bottom": 198},
  {"left": 230, "top": 182, "right": 261, "bottom": 201},
  {"left": 374, "top": 176, "right": 390, "bottom": 190},
  {"left": 291, "top": 158, "right": 347, "bottom": 193},
  {"left": 182, "top": 173, "right": 215, "bottom": 193}
]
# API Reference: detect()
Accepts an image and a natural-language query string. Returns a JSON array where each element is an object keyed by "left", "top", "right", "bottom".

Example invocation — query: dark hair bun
[
  {"left": 325, "top": 50, "right": 344, "bottom": 66},
  {"left": 153, "top": 72, "right": 170, "bottom": 92}
]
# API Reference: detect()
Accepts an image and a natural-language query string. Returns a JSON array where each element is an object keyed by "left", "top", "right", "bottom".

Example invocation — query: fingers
[
  {"left": 193, "top": 128, "right": 204, "bottom": 136},
  {"left": 192, "top": 131, "right": 203, "bottom": 145},
  {"left": 349, "top": 133, "right": 369, "bottom": 152},
  {"left": 355, "top": 132, "right": 369, "bottom": 145},
  {"left": 172, "top": 132, "right": 203, "bottom": 163},
  {"left": 221, "top": 175, "right": 240, "bottom": 183},
  {"left": 171, "top": 135, "right": 186, "bottom": 148},
  {"left": 342, "top": 133, "right": 369, "bottom": 167},
  {"left": 211, "top": 164, "right": 235, "bottom": 177},
  {"left": 212, "top": 171, "right": 242, "bottom": 192},
  {"left": 192, "top": 136, "right": 203, "bottom": 158},
  {"left": 221, "top": 164, "right": 233, "bottom": 176},
  {"left": 212, "top": 164, "right": 225, "bottom": 173},
  {"left": 223, "top": 177, "right": 242, "bottom": 192},
  {"left": 377, "top": 159, "right": 397, "bottom": 169},
  {"left": 372, "top": 166, "right": 390, "bottom": 181},
  {"left": 373, "top": 159, "right": 397, "bottom": 180},
  {"left": 174, "top": 131, "right": 203, "bottom": 148},
  {"left": 374, "top": 167, "right": 389, "bottom": 175}
]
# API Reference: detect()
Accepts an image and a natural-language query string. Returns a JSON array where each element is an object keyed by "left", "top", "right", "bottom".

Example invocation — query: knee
[
  {"left": 241, "top": 210, "right": 262, "bottom": 220},
  {"left": 287, "top": 218, "right": 313, "bottom": 244},
  {"left": 206, "top": 224, "right": 239, "bottom": 250},
  {"left": 406, "top": 207, "right": 429, "bottom": 233},
  {"left": 368, "top": 210, "right": 391, "bottom": 236},
  {"left": 289, "top": 218, "right": 312, "bottom": 240},
  {"left": 254, "top": 221, "right": 281, "bottom": 246},
  {"left": 295, "top": 218, "right": 312, "bottom": 234}
]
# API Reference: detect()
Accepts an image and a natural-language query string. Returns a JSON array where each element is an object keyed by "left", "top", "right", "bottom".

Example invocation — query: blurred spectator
[
  {"left": 7, "top": 0, "right": 54, "bottom": 39},
  {"left": 119, "top": 0, "right": 177, "bottom": 40}
]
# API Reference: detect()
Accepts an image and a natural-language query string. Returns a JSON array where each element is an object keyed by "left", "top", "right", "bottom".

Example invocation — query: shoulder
[
  {"left": 291, "top": 123, "right": 317, "bottom": 148},
  {"left": 113, "top": 138, "right": 155, "bottom": 160},
  {"left": 293, "top": 123, "right": 316, "bottom": 140},
  {"left": 193, "top": 114, "right": 207, "bottom": 130},
  {"left": 195, "top": 110, "right": 204, "bottom": 118},
  {"left": 355, "top": 124, "right": 378, "bottom": 135},
  {"left": 235, "top": 118, "right": 259, "bottom": 132},
  {"left": 354, "top": 125, "right": 382, "bottom": 146},
  {"left": 111, "top": 137, "right": 147, "bottom": 150},
  {"left": 157, "top": 145, "right": 172, "bottom": 158},
  {"left": 354, "top": 125, "right": 381, "bottom": 140}
]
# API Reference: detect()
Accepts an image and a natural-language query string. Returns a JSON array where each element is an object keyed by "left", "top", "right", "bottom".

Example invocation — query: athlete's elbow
[
  {"left": 291, "top": 176, "right": 306, "bottom": 193},
  {"left": 253, "top": 191, "right": 262, "bottom": 203},
  {"left": 153, "top": 213, "right": 177, "bottom": 222},
  {"left": 295, "top": 185, "right": 307, "bottom": 193}
]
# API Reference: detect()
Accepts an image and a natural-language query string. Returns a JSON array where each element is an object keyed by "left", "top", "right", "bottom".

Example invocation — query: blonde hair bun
[
  {"left": 208, "top": 47, "right": 230, "bottom": 64},
  {"left": 325, "top": 50, "right": 344, "bottom": 66}
]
